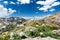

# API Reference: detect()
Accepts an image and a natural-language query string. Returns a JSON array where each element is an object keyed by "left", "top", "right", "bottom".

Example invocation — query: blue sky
[{"left": 0, "top": 0, "right": 60, "bottom": 18}]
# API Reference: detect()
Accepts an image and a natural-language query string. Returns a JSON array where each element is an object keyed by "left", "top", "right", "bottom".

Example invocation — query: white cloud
[
  {"left": 36, "top": 1, "right": 45, "bottom": 5},
  {"left": 3, "top": 1, "right": 8, "bottom": 4},
  {"left": 36, "top": 0, "right": 56, "bottom": 5},
  {"left": 51, "top": 2, "right": 60, "bottom": 6},
  {"left": 36, "top": 0, "right": 60, "bottom": 12},
  {"left": 49, "top": 9, "right": 55, "bottom": 12},
  {"left": 39, "top": 5, "right": 51, "bottom": 12},
  {"left": 3, "top": 1, "right": 16, "bottom": 5},
  {"left": 8, "top": 8, "right": 16, "bottom": 14},
  {"left": 0, "top": 4, "right": 16, "bottom": 17},
  {"left": 17, "top": 0, "right": 30, "bottom": 4},
  {"left": 10, "top": 1, "right": 16, "bottom": 4}
]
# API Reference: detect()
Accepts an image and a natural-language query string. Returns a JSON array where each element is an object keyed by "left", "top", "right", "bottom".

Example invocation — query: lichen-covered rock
[{"left": 52, "top": 30, "right": 60, "bottom": 35}]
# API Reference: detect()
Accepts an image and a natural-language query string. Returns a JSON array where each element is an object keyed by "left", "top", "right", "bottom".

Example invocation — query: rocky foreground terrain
[{"left": 0, "top": 12, "right": 60, "bottom": 40}]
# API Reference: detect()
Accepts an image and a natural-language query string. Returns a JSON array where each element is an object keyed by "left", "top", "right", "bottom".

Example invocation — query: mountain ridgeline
[{"left": 36, "top": 12, "right": 60, "bottom": 26}]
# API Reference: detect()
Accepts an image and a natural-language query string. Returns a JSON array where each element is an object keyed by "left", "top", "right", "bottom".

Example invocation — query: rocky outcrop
[{"left": 52, "top": 30, "right": 60, "bottom": 35}]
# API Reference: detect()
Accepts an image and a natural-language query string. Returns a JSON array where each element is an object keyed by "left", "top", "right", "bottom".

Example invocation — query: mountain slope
[{"left": 36, "top": 12, "right": 60, "bottom": 26}]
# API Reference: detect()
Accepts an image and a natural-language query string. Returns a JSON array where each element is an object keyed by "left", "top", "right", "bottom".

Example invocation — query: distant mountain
[{"left": 14, "top": 12, "right": 60, "bottom": 27}]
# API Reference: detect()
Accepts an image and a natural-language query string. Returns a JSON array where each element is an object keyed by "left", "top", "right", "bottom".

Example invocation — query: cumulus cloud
[
  {"left": 51, "top": 2, "right": 60, "bottom": 6},
  {"left": 3, "top": 1, "right": 16, "bottom": 5},
  {"left": 0, "top": 4, "right": 16, "bottom": 17},
  {"left": 49, "top": 9, "right": 55, "bottom": 12},
  {"left": 36, "top": 0, "right": 60, "bottom": 12},
  {"left": 10, "top": 1, "right": 16, "bottom": 4},
  {"left": 39, "top": 5, "right": 51, "bottom": 12},
  {"left": 17, "top": 0, "right": 30, "bottom": 4},
  {"left": 3, "top": 1, "right": 8, "bottom": 4},
  {"left": 36, "top": 0, "right": 56, "bottom": 5}
]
